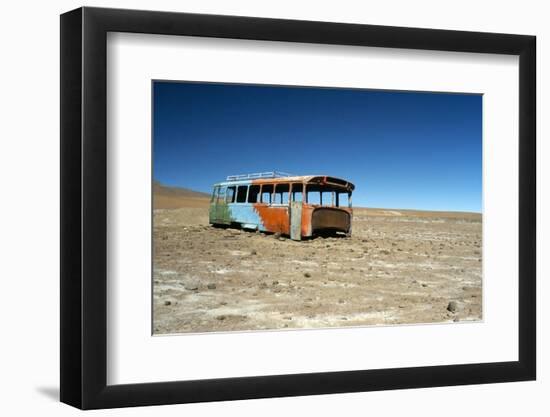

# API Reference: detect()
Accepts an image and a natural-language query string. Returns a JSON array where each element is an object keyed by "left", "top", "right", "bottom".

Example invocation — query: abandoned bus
[{"left": 209, "top": 171, "right": 355, "bottom": 240}]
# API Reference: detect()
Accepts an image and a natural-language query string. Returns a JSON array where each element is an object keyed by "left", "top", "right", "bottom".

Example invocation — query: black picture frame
[{"left": 60, "top": 6, "right": 536, "bottom": 410}]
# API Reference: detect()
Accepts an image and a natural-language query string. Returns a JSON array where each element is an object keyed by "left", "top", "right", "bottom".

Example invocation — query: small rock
[
  {"left": 184, "top": 283, "right": 199, "bottom": 291},
  {"left": 273, "top": 232, "right": 282, "bottom": 239},
  {"left": 380, "top": 249, "right": 390, "bottom": 255},
  {"left": 447, "top": 301, "right": 459, "bottom": 313},
  {"left": 304, "top": 272, "right": 311, "bottom": 278},
  {"left": 272, "top": 280, "right": 279, "bottom": 285},
  {"left": 338, "top": 298, "right": 345, "bottom": 304},
  {"left": 421, "top": 283, "right": 428, "bottom": 287},
  {"left": 250, "top": 250, "right": 257, "bottom": 255},
  {"left": 216, "top": 315, "right": 226, "bottom": 321},
  {"left": 164, "top": 300, "right": 171, "bottom": 306},
  {"left": 207, "top": 283, "right": 217, "bottom": 290}
]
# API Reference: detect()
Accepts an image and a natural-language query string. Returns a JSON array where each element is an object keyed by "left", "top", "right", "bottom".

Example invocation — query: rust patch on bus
[
  {"left": 253, "top": 204, "right": 290, "bottom": 234},
  {"left": 301, "top": 205, "right": 314, "bottom": 237}
]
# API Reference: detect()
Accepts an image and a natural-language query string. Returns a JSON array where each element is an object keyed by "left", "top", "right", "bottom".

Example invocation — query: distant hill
[
  {"left": 153, "top": 180, "right": 210, "bottom": 209},
  {"left": 153, "top": 180, "right": 210, "bottom": 198}
]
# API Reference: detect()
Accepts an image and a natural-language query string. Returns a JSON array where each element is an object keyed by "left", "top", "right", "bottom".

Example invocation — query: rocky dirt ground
[{"left": 153, "top": 207, "right": 482, "bottom": 334}]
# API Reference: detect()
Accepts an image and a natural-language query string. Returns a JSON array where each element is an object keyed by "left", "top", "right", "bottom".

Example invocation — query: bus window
[
  {"left": 292, "top": 183, "right": 303, "bottom": 202},
  {"left": 261, "top": 184, "right": 273, "bottom": 204},
  {"left": 321, "top": 191, "right": 334, "bottom": 206},
  {"left": 226, "top": 186, "right": 236, "bottom": 203},
  {"left": 338, "top": 192, "right": 350, "bottom": 207},
  {"left": 248, "top": 185, "right": 260, "bottom": 203},
  {"left": 236, "top": 185, "right": 248, "bottom": 203},
  {"left": 306, "top": 186, "right": 321, "bottom": 205},
  {"left": 274, "top": 183, "right": 290, "bottom": 205},
  {"left": 211, "top": 186, "right": 218, "bottom": 203},
  {"left": 216, "top": 186, "right": 226, "bottom": 204}
]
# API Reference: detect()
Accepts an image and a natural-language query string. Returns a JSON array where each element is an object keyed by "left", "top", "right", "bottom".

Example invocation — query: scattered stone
[
  {"left": 216, "top": 315, "right": 226, "bottom": 321},
  {"left": 250, "top": 250, "right": 257, "bottom": 255},
  {"left": 164, "top": 300, "right": 171, "bottom": 306},
  {"left": 380, "top": 249, "right": 390, "bottom": 255},
  {"left": 272, "top": 280, "right": 279, "bottom": 285},
  {"left": 273, "top": 232, "right": 282, "bottom": 239},
  {"left": 304, "top": 272, "right": 311, "bottom": 278},
  {"left": 447, "top": 301, "right": 459, "bottom": 313},
  {"left": 421, "top": 283, "right": 428, "bottom": 287},
  {"left": 184, "top": 283, "right": 199, "bottom": 291},
  {"left": 207, "top": 283, "right": 217, "bottom": 290},
  {"left": 338, "top": 299, "right": 345, "bottom": 304}
]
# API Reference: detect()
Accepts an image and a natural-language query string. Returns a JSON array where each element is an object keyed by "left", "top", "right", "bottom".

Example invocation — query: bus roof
[{"left": 214, "top": 175, "right": 355, "bottom": 191}]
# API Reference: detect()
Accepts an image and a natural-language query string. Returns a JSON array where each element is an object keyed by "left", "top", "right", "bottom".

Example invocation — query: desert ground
[{"left": 153, "top": 185, "right": 482, "bottom": 334}]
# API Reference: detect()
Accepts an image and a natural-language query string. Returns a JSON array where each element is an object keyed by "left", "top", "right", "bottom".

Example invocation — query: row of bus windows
[{"left": 212, "top": 184, "right": 351, "bottom": 207}]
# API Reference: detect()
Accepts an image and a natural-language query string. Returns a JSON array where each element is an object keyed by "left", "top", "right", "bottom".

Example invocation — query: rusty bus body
[{"left": 209, "top": 172, "right": 355, "bottom": 240}]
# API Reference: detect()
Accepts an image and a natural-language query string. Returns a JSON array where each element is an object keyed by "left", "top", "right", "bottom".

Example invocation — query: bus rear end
[{"left": 301, "top": 177, "right": 353, "bottom": 238}]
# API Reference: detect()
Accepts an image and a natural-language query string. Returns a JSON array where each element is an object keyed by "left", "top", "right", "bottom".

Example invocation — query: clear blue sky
[{"left": 153, "top": 81, "right": 482, "bottom": 212}]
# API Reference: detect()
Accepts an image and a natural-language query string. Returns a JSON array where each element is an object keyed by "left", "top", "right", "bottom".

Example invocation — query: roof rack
[{"left": 226, "top": 171, "right": 293, "bottom": 181}]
